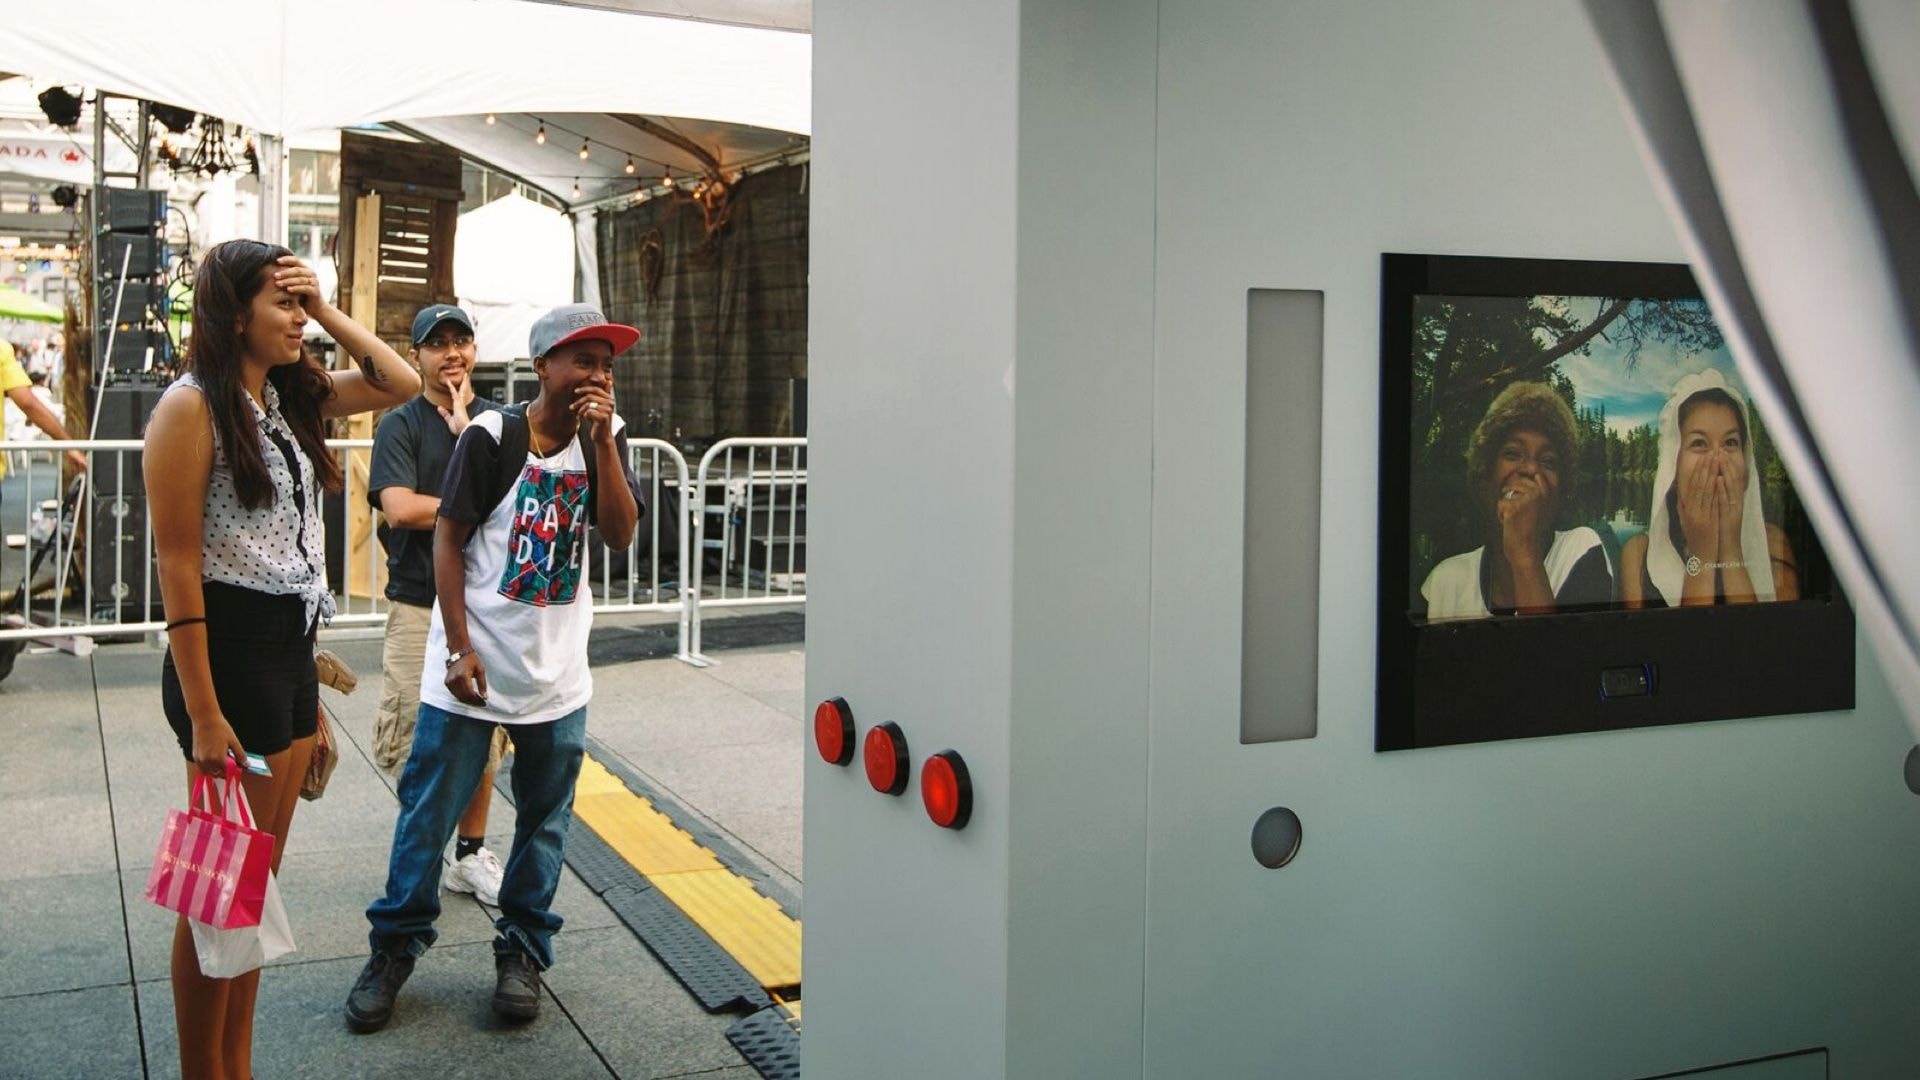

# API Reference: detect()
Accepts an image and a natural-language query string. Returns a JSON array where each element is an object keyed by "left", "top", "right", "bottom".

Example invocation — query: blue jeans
[{"left": 366, "top": 702, "right": 586, "bottom": 970}]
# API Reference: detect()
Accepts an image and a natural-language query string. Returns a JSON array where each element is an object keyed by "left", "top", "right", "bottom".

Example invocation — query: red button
[
  {"left": 921, "top": 750, "right": 972, "bottom": 829},
  {"left": 814, "top": 697, "right": 855, "bottom": 766},
  {"left": 864, "top": 722, "right": 909, "bottom": 795}
]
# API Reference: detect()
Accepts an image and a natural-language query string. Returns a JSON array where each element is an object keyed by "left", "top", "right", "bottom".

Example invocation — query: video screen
[
  {"left": 1404, "top": 289, "right": 1830, "bottom": 624},
  {"left": 1376, "top": 254, "right": 1852, "bottom": 750}
]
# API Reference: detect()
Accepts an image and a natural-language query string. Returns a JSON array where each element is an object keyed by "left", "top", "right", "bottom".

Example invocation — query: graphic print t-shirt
[{"left": 419, "top": 409, "right": 642, "bottom": 725}]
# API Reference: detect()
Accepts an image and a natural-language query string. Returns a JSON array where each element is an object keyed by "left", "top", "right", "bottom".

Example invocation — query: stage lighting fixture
[
  {"left": 51, "top": 185, "right": 78, "bottom": 210},
  {"left": 151, "top": 103, "right": 197, "bottom": 134},
  {"left": 38, "top": 87, "right": 84, "bottom": 128}
]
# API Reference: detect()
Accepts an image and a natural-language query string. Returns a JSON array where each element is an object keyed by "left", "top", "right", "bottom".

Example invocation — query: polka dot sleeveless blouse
[{"left": 166, "top": 373, "right": 335, "bottom": 629}]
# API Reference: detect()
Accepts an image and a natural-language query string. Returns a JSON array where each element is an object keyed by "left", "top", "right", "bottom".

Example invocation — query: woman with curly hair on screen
[
  {"left": 144, "top": 239, "right": 418, "bottom": 1079},
  {"left": 1420, "top": 380, "right": 1614, "bottom": 621}
]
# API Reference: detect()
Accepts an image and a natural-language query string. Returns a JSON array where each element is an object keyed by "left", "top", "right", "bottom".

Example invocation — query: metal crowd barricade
[
  {"left": 0, "top": 438, "right": 152, "bottom": 652},
  {"left": 685, "top": 437, "right": 808, "bottom": 664},
  {"left": 1, "top": 437, "right": 706, "bottom": 662},
  {"left": 585, "top": 438, "right": 695, "bottom": 656}
]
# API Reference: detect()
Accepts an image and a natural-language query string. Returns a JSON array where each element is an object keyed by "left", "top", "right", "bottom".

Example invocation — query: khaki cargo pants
[{"left": 374, "top": 601, "right": 508, "bottom": 780}]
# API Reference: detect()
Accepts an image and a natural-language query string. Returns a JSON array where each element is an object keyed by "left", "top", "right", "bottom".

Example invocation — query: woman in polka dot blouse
[{"left": 144, "top": 239, "right": 420, "bottom": 1079}]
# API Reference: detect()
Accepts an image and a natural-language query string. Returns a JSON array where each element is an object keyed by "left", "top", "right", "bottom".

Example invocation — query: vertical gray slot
[{"left": 1241, "top": 289, "right": 1323, "bottom": 744}]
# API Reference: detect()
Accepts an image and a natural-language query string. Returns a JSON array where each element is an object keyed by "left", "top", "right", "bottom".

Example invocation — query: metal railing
[
  {"left": 0, "top": 436, "right": 802, "bottom": 662},
  {"left": 686, "top": 438, "right": 809, "bottom": 663}
]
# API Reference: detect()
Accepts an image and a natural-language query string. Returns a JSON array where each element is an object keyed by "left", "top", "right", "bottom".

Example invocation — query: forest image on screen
[{"left": 1408, "top": 292, "right": 1826, "bottom": 624}]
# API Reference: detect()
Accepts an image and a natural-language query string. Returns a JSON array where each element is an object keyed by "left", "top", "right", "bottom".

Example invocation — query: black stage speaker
[
  {"left": 94, "top": 188, "right": 170, "bottom": 380},
  {"left": 100, "top": 188, "right": 167, "bottom": 233},
  {"left": 101, "top": 329, "right": 169, "bottom": 372},
  {"left": 91, "top": 382, "right": 167, "bottom": 494},
  {"left": 99, "top": 233, "right": 165, "bottom": 278},
  {"left": 88, "top": 492, "right": 161, "bottom": 621},
  {"left": 97, "top": 280, "right": 166, "bottom": 330}
]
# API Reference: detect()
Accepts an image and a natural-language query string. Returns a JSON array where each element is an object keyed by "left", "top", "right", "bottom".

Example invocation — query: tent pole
[
  {"left": 256, "top": 133, "right": 286, "bottom": 247},
  {"left": 90, "top": 94, "right": 105, "bottom": 372}
]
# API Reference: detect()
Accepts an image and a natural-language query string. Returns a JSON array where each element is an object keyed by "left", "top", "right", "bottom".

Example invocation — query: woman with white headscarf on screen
[{"left": 1619, "top": 368, "right": 1799, "bottom": 607}]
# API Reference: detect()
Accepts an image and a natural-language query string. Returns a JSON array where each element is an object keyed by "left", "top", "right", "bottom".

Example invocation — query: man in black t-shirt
[{"left": 367, "top": 304, "right": 508, "bottom": 905}]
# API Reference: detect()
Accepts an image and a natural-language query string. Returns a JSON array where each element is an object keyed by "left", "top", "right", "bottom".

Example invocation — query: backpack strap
[
  {"left": 583, "top": 424, "right": 600, "bottom": 509},
  {"left": 490, "top": 404, "right": 531, "bottom": 516}
]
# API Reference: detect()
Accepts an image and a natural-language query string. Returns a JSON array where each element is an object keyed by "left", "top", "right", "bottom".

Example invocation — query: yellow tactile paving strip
[
  {"left": 651, "top": 870, "right": 803, "bottom": 990},
  {"left": 574, "top": 793, "right": 726, "bottom": 875},
  {"left": 573, "top": 757, "right": 632, "bottom": 797},
  {"left": 572, "top": 754, "right": 803, "bottom": 994}
]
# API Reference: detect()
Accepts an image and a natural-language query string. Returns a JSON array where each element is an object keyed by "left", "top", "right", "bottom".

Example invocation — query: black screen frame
[{"left": 1375, "top": 252, "right": 1854, "bottom": 751}]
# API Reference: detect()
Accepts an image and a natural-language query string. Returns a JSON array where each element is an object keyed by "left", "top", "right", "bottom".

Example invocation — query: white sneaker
[{"left": 444, "top": 847, "right": 505, "bottom": 906}]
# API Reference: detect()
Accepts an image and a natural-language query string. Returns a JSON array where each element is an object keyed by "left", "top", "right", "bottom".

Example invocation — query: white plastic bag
[{"left": 189, "top": 871, "right": 296, "bottom": 978}]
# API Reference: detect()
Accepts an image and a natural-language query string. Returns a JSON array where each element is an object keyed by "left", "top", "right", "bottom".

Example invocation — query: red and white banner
[{"left": 0, "top": 123, "right": 138, "bottom": 184}]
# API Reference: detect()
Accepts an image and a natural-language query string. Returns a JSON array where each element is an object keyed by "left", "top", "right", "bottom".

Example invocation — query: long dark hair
[
  {"left": 1665, "top": 387, "right": 1750, "bottom": 555},
  {"left": 186, "top": 239, "right": 341, "bottom": 509}
]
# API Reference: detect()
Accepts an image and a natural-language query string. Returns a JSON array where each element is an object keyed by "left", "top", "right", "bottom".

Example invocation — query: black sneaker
[
  {"left": 492, "top": 946, "right": 542, "bottom": 1022},
  {"left": 344, "top": 951, "right": 415, "bottom": 1033}
]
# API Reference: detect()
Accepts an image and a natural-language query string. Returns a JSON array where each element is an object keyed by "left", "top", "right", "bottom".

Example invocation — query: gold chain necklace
[{"left": 527, "top": 414, "right": 566, "bottom": 460}]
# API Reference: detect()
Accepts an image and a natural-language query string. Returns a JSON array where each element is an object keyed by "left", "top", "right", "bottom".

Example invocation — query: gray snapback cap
[{"left": 528, "top": 304, "right": 640, "bottom": 358}]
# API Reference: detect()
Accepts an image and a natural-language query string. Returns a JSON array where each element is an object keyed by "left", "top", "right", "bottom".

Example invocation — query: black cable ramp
[
  {"left": 727, "top": 1002, "right": 802, "bottom": 1080},
  {"left": 499, "top": 736, "right": 801, "bottom": 1072},
  {"left": 583, "top": 735, "right": 802, "bottom": 919}
]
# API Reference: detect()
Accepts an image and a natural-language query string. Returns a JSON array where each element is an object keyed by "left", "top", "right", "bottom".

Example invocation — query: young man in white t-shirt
[{"left": 349, "top": 305, "right": 642, "bottom": 1031}]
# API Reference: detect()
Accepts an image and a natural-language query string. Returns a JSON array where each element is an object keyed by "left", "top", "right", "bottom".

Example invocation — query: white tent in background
[
  {"left": 9, "top": 0, "right": 810, "bottom": 138},
  {"left": 454, "top": 193, "right": 574, "bottom": 363},
  {"left": 8, "top": 0, "right": 809, "bottom": 320}
]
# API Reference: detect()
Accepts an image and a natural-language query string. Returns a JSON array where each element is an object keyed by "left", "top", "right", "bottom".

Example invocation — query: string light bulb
[
  {"left": 662, "top": 174, "right": 675, "bottom": 190},
  {"left": 624, "top": 155, "right": 636, "bottom": 175},
  {"left": 485, "top": 113, "right": 496, "bottom": 125},
  {"left": 535, "top": 122, "right": 547, "bottom": 145},
  {"left": 579, "top": 139, "right": 591, "bottom": 161},
  {"left": 572, "top": 178, "right": 582, "bottom": 199}
]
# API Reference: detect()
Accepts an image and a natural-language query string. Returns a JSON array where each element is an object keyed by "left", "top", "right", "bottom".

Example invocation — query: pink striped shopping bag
[{"left": 143, "top": 759, "right": 273, "bottom": 929}]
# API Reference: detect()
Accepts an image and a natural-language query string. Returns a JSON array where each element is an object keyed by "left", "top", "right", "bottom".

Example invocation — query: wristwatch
[{"left": 445, "top": 647, "right": 474, "bottom": 668}]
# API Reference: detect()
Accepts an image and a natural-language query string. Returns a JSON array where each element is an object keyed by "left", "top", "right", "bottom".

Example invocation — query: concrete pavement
[{"left": 0, "top": 614, "right": 805, "bottom": 1080}]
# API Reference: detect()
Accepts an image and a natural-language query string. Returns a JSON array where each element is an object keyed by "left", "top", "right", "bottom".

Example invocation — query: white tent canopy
[
  {"left": 9, "top": 0, "right": 809, "bottom": 314},
  {"left": 11, "top": 0, "right": 810, "bottom": 138},
  {"left": 402, "top": 112, "right": 807, "bottom": 211},
  {"left": 453, "top": 192, "right": 575, "bottom": 362}
]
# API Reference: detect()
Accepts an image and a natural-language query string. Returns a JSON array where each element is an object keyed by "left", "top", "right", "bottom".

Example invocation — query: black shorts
[{"left": 162, "top": 582, "right": 319, "bottom": 759}]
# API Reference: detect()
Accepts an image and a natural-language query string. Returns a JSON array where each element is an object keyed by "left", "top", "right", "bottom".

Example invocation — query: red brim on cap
[{"left": 548, "top": 323, "right": 642, "bottom": 356}]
